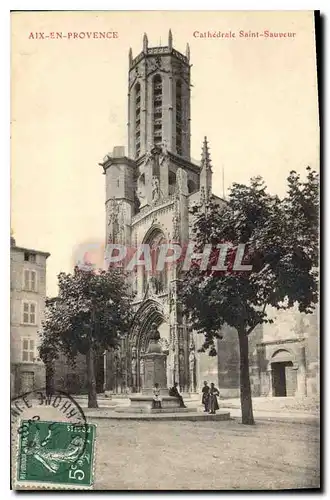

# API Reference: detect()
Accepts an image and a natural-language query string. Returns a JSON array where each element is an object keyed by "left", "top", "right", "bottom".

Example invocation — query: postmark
[{"left": 11, "top": 388, "right": 96, "bottom": 489}]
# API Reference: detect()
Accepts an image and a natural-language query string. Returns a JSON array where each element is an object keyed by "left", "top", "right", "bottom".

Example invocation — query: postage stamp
[
  {"left": 11, "top": 389, "right": 96, "bottom": 490},
  {"left": 16, "top": 420, "right": 96, "bottom": 488}
]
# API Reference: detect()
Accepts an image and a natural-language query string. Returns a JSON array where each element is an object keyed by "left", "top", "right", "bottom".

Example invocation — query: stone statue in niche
[
  {"left": 173, "top": 352, "right": 179, "bottom": 386},
  {"left": 160, "top": 337, "right": 170, "bottom": 354},
  {"left": 189, "top": 341, "right": 196, "bottom": 393},
  {"left": 152, "top": 176, "right": 160, "bottom": 202},
  {"left": 107, "top": 198, "right": 120, "bottom": 241},
  {"left": 149, "top": 275, "right": 163, "bottom": 295},
  {"left": 131, "top": 346, "right": 137, "bottom": 390},
  {"left": 149, "top": 322, "right": 161, "bottom": 342},
  {"left": 172, "top": 202, "right": 180, "bottom": 242},
  {"left": 179, "top": 348, "right": 185, "bottom": 391},
  {"left": 143, "top": 150, "right": 153, "bottom": 169},
  {"left": 139, "top": 354, "right": 145, "bottom": 390},
  {"left": 176, "top": 168, "right": 188, "bottom": 195},
  {"left": 167, "top": 350, "right": 174, "bottom": 388},
  {"left": 136, "top": 173, "right": 147, "bottom": 207},
  {"left": 159, "top": 142, "right": 169, "bottom": 167}
]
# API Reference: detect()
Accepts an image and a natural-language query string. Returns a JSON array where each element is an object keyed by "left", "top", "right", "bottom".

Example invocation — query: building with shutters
[{"left": 10, "top": 236, "right": 50, "bottom": 396}]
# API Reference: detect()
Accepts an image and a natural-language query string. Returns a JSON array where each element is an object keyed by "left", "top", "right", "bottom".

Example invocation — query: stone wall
[{"left": 11, "top": 362, "right": 45, "bottom": 396}]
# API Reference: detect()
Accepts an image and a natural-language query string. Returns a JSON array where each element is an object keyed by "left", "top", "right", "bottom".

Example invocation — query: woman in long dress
[{"left": 209, "top": 382, "right": 220, "bottom": 414}]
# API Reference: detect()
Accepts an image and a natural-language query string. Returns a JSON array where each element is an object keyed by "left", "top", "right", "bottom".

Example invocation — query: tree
[
  {"left": 39, "top": 267, "right": 134, "bottom": 408},
  {"left": 179, "top": 168, "right": 319, "bottom": 425}
]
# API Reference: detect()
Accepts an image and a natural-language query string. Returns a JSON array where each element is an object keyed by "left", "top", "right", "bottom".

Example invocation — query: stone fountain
[{"left": 115, "top": 323, "right": 194, "bottom": 413}]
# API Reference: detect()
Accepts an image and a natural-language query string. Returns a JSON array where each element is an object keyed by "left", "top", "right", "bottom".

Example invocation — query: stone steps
[
  {"left": 115, "top": 406, "right": 196, "bottom": 414},
  {"left": 83, "top": 410, "right": 231, "bottom": 421}
]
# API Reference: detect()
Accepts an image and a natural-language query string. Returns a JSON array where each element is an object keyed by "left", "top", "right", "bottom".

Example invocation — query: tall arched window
[
  {"left": 135, "top": 82, "right": 141, "bottom": 158},
  {"left": 176, "top": 80, "right": 183, "bottom": 155},
  {"left": 143, "top": 229, "right": 168, "bottom": 295},
  {"left": 153, "top": 75, "right": 162, "bottom": 147}
]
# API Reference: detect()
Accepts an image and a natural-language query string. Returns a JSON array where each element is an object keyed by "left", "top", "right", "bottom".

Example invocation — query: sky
[{"left": 11, "top": 10, "right": 319, "bottom": 297}]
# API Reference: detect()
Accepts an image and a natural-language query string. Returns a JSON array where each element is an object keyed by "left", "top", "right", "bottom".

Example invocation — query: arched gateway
[
  {"left": 130, "top": 299, "right": 170, "bottom": 392},
  {"left": 104, "top": 288, "right": 198, "bottom": 394}
]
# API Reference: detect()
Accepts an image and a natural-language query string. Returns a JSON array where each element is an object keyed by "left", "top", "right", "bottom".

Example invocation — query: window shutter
[
  {"left": 31, "top": 272, "right": 36, "bottom": 291},
  {"left": 24, "top": 270, "right": 29, "bottom": 290}
]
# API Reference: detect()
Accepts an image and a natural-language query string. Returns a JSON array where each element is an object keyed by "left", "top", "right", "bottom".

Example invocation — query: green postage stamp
[{"left": 16, "top": 420, "right": 96, "bottom": 488}]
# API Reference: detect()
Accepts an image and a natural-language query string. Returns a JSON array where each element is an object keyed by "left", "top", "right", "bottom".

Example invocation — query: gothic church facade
[
  {"left": 100, "top": 31, "right": 222, "bottom": 394},
  {"left": 52, "top": 31, "right": 318, "bottom": 399}
]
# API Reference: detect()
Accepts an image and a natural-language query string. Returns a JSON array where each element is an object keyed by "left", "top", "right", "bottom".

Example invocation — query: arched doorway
[
  {"left": 130, "top": 299, "right": 170, "bottom": 392},
  {"left": 271, "top": 349, "right": 297, "bottom": 397}
]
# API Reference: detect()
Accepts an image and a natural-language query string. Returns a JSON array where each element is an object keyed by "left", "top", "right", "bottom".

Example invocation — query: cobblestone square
[{"left": 91, "top": 418, "right": 320, "bottom": 490}]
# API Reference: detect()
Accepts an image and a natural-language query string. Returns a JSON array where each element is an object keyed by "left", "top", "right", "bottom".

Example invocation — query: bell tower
[{"left": 127, "top": 30, "right": 191, "bottom": 161}]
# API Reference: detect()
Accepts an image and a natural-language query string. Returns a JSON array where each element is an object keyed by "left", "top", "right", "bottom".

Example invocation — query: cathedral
[
  {"left": 53, "top": 30, "right": 318, "bottom": 399},
  {"left": 99, "top": 30, "right": 222, "bottom": 394}
]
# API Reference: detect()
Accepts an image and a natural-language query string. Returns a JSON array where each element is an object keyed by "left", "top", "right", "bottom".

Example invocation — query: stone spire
[
  {"left": 186, "top": 43, "right": 190, "bottom": 61},
  {"left": 143, "top": 32, "right": 148, "bottom": 52},
  {"left": 168, "top": 29, "right": 173, "bottom": 50},
  {"left": 200, "top": 136, "right": 213, "bottom": 201},
  {"left": 129, "top": 47, "right": 133, "bottom": 66},
  {"left": 201, "top": 136, "right": 212, "bottom": 171}
]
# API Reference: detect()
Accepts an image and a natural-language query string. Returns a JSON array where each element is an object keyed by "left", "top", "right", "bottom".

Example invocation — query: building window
[
  {"left": 153, "top": 75, "right": 162, "bottom": 146},
  {"left": 24, "top": 252, "right": 36, "bottom": 263},
  {"left": 22, "top": 338, "right": 35, "bottom": 362},
  {"left": 22, "top": 301, "right": 37, "bottom": 325},
  {"left": 176, "top": 80, "right": 183, "bottom": 155},
  {"left": 135, "top": 82, "right": 141, "bottom": 158},
  {"left": 23, "top": 270, "right": 37, "bottom": 292}
]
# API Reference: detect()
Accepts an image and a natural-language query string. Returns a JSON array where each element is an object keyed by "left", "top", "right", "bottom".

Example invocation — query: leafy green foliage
[
  {"left": 39, "top": 267, "right": 134, "bottom": 366},
  {"left": 179, "top": 168, "right": 319, "bottom": 353}
]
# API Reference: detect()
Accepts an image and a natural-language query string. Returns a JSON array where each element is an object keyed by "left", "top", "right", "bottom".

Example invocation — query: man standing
[
  {"left": 169, "top": 382, "right": 187, "bottom": 408},
  {"left": 201, "top": 381, "right": 210, "bottom": 412}
]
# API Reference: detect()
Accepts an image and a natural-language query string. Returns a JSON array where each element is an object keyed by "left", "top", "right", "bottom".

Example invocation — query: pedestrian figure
[
  {"left": 152, "top": 383, "right": 162, "bottom": 409},
  {"left": 169, "top": 382, "right": 187, "bottom": 408},
  {"left": 202, "top": 380, "right": 210, "bottom": 412},
  {"left": 209, "top": 382, "right": 220, "bottom": 414}
]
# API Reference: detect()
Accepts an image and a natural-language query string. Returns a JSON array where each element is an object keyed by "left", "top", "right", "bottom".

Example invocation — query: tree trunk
[
  {"left": 238, "top": 331, "right": 255, "bottom": 425},
  {"left": 86, "top": 346, "right": 98, "bottom": 408},
  {"left": 45, "top": 361, "right": 55, "bottom": 396}
]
